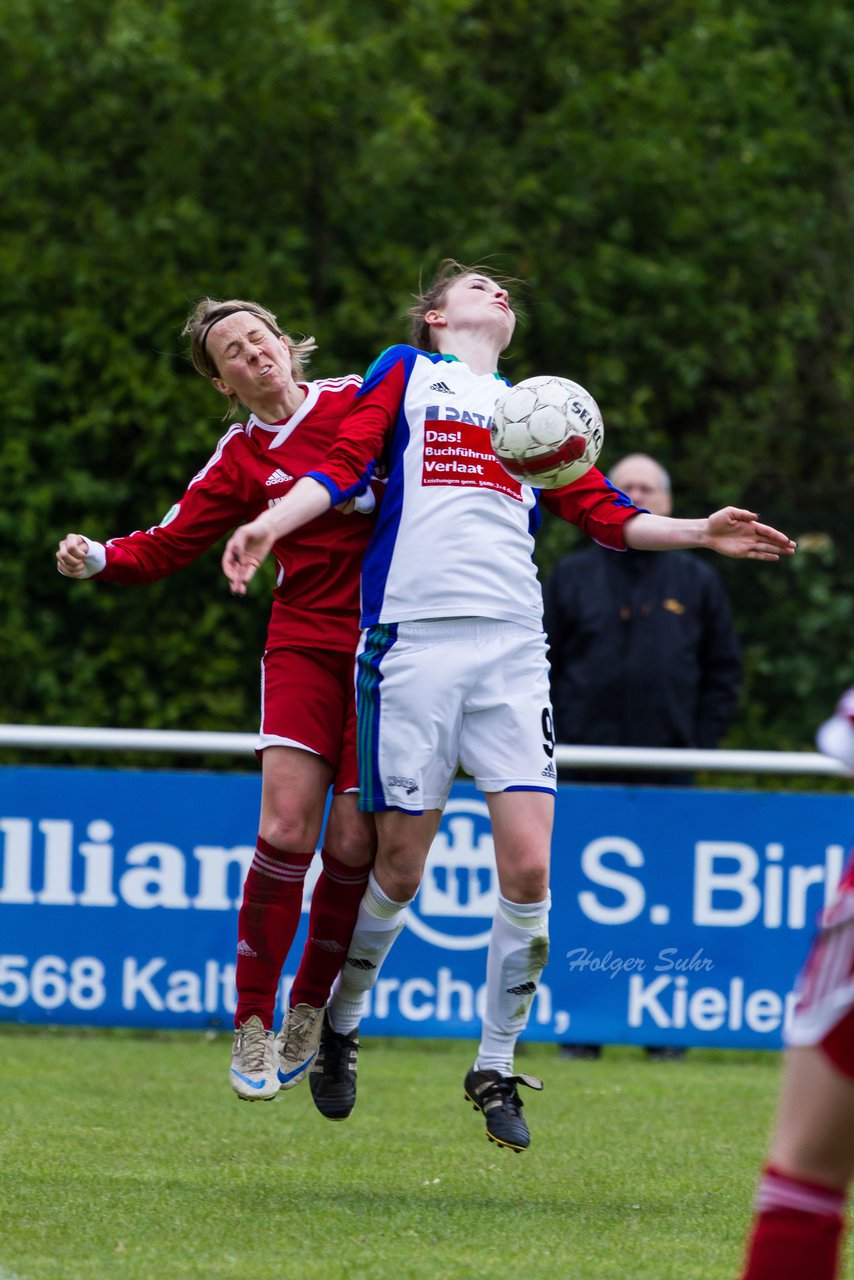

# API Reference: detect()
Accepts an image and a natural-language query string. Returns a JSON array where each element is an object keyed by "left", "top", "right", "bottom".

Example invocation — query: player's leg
[
  {"left": 740, "top": 871, "right": 854, "bottom": 1279},
  {"left": 334, "top": 619, "right": 463, "bottom": 1028},
  {"left": 482, "top": 788, "right": 552, "bottom": 1067},
  {"left": 740, "top": 1042, "right": 854, "bottom": 1279},
  {"left": 278, "top": 660, "right": 376, "bottom": 1089},
  {"left": 459, "top": 621, "right": 555, "bottom": 1150},
  {"left": 311, "top": 621, "right": 462, "bottom": 1118},
  {"left": 288, "top": 795, "right": 375, "bottom": 1006},
  {"left": 288, "top": 671, "right": 376, "bottom": 1009},
  {"left": 332, "top": 806, "right": 443, "bottom": 1025},
  {"left": 279, "top": 795, "right": 375, "bottom": 1088},
  {"left": 460, "top": 789, "right": 551, "bottom": 1151},
  {"left": 232, "top": 644, "right": 344, "bottom": 1101},
  {"left": 231, "top": 743, "right": 330, "bottom": 1100},
  {"left": 310, "top": 807, "right": 441, "bottom": 1120}
]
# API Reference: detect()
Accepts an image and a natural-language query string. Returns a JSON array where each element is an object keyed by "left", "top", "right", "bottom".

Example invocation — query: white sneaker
[
  {"left": 276, "top": 1003, "right": 326, "bottom": 1089},
  {"left": 230, "top": 1015, "right": 280, "bottom": 1101}
]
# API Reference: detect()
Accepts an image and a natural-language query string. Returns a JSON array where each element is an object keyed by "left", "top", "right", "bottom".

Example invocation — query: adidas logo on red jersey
[{"left": 265, "top": 468, "right": 293, "bottom": 486}]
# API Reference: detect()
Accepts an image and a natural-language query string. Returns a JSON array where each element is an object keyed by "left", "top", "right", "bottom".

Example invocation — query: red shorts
[
  {"left": 258, "top": 646, "right": 358, "bottom": 794},
  {"left": 787, "top": 851, "right": 854, "bottom": 1078}
]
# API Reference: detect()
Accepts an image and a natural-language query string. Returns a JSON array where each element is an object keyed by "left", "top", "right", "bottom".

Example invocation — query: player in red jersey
[
  {"left": 56, "top": 298, "right": 377, "bottom": 1102},
  {"left": 221, "top": 261, "right": 797, "bottom": 1151},
  {"left": 739, "top": 689, "right": 854, "bottom": 1280}
]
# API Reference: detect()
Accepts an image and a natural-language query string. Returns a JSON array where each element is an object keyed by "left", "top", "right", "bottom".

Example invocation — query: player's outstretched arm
[
  {"left": 57, "top": 533, "right": 105, "bottom": 578},
  {"left": 623, "top": 507, "right": 797, "bottom": 561},
  {"left": 222, "top": 476, "right": 332, "bottom": 595},
  {"left": 702, "top": 508, "right": 797, "bottom": 559}
]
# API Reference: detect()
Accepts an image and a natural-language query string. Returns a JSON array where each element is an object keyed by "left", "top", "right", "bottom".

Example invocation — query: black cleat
[
  {"left": 309, "top": 1012, "right": 358, "bottom": 1121},
  {"left": 463, "top": 1066, "right": 543, "bottom": 1152}
]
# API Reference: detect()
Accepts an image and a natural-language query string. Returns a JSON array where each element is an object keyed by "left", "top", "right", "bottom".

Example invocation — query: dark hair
[
  {"left": 181, "top": 298, "right": 317, "bottom": 418},
  {"left": 408, "top": 259, "right": 517, "bottom": 351}
]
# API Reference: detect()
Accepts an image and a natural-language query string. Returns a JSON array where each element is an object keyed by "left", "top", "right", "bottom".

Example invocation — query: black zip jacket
[{"left": 543, "top": 544, "right": 742, "bottom": 750}]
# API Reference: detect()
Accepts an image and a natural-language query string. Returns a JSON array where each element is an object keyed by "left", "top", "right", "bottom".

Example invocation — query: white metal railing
[{"left": 0, "top": 724, "right": 847, "bottom": 776}]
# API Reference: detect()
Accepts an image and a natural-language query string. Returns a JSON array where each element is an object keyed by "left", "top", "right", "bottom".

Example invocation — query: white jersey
[{"left": 308, "top": 345, "right": 637, "bottom": 631}]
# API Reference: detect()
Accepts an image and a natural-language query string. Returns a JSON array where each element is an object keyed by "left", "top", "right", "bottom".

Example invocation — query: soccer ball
[{"left": 490, "top": 376, "right": 604, "bottom": 488}]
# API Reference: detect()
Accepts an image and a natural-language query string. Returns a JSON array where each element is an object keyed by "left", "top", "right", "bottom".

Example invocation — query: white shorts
[{"left": 355, "top": 617, "right": 557, "bottom": 813}]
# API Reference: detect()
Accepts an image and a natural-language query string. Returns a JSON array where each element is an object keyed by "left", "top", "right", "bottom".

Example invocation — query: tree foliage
[{"left": 1, "top": 0, "right": 852, "bottom": 756}]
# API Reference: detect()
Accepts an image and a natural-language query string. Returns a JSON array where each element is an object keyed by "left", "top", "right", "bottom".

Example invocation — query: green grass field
[{"left": 2, "top": 1029, "right": 850, "bottom": 1280}]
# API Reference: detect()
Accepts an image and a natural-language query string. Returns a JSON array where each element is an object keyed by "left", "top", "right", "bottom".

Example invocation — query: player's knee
[
  {"left": 325, "top": 833, "right": 375, "bottom": 868},
  {"left": 501, "top": 864, "right": 550, "bottom": 904},
  {"left": 375, "top": 857, "right": 422, "bottom": 904},
  {"left": 324, "top": 814, "right": 377, "bottom": 867},
  {"left": 260, "top": 813, "right": 318, "bottom": 853}
]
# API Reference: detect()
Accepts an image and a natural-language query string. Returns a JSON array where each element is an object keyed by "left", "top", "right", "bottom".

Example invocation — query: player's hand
[
  {"left": 56, "top": 533, "right": 91, "bottom": 578},
  {"left": 222, "top": 518, "right": 277, "bottom": 595},
  {"left": 704, "top": 508, "right": 797, "bottom": 560}
]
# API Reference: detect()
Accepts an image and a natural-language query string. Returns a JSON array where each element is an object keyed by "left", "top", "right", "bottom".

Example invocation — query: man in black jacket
[
  {"left": 543, "top": 453, "right": 743, "bottom": 1061},
  {"left": 543, "top": 452, "right": 743, "bottom": 781}
]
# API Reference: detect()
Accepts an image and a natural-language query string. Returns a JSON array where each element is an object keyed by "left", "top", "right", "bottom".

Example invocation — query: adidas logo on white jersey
[
  {"left": 429, "top": 380, "right": 453, "bottom": 394},
  {"left": 265, "top": 468, "right": 293, "bottom": 486},
  {"left": 236, "top": 939, "right": 258, "bottom": 957},
  {"left": 541, "top": 760, "right": 557, "bottom": 779}
]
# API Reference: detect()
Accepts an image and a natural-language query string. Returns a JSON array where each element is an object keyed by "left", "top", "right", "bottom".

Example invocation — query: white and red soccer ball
[{"left": 490, "top": 375, "right": 604, "bottom": 489}]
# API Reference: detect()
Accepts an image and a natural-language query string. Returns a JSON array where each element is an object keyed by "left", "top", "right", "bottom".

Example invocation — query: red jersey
[{"left": 96, "top": 376, "right": 373, "bottom": 652}]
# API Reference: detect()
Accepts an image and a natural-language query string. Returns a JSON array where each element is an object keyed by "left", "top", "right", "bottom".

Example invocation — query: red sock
[
  {"left": 289, "top": 849, "right": 371, "bottom": 1008},
  {"left": 740, "top": 1165, "right": 846, "bottom": 1279},
  {"left": 234, "top": 836, "right": 314, "bottom": 1029}
]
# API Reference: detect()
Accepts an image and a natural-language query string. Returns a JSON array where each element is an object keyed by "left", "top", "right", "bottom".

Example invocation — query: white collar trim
[{"left": 247, "top": 382, "right": 320, "bottom": 448}]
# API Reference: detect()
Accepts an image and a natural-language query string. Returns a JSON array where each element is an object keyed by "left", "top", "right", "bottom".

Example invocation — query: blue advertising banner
[{"left": 1, "top": 765, "right": 852, "bottom": 1047}]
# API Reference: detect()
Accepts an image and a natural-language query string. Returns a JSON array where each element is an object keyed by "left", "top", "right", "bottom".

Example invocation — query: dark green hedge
[{"left": 2, "top": 0, "right": 852, "bottom": 759}]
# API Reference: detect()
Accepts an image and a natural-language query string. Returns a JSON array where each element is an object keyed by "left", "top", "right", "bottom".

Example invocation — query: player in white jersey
[{"left": 222, "top": 261, "right": 797, "bottom": 1151}]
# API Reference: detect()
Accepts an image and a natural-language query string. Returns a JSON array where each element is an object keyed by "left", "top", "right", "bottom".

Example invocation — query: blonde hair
[
  {"left": 408, "top": 259, "right": 517, "bottom": 351},
  {"left": 182, "top": 298, "right": 317, "bottom": 418}
]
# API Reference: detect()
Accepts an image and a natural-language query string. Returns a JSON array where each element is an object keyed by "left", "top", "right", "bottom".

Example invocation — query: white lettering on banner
[
  {"left": 123, "top": 956, "right": 166, "bottom": 1009},
  {"left": 0, "top": 817, "right": 253, "bottom": 910},
  {"left": 576, "top": 834, "right": 846, "bottom": 931},
  {"left": 78, "top": 821, "right": 118, "bottom": 906},
  {"left": 627, "top": 973, "right": 801, "bottom": 1034},
  {"left": 37, "top": 820, "right": 75, "bottom": 904},
  {"left": 578, "top": 837, "right": 646, "bottom": 924},
  {"left": 398, "top": 978, "right": 435, "bottom": 1021},
  {"left": 693, "top": 841, "right": 845, "bottom": 928},
  {"left": 0, "top": 819, "right": 35, "bottom": 903},
  {"left": 0, "top": 811, "right": 847, "bottom": 939},
  {"left": 0, "top": 954, "right": 106, "bottom": 1010},
  {"left": 120, "top": 844, "right": 192, "bottom": 909},
  {"left": 195, "top": 846, "right": 255, "bottom": 910},
  {"left": 122, "top": 957, "right": 236, "bottom": 1013},
  {"left": 0, "top": 951, "right": 238, "bottom": 1018}
]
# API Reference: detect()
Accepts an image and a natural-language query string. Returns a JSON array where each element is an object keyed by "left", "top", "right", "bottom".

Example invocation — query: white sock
[
  {"left": 475, "top": 894, "right": 550, "bottom": 1076},
  {"left": 328, "top": 870, "right": 412, "bottom": 1034}
]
